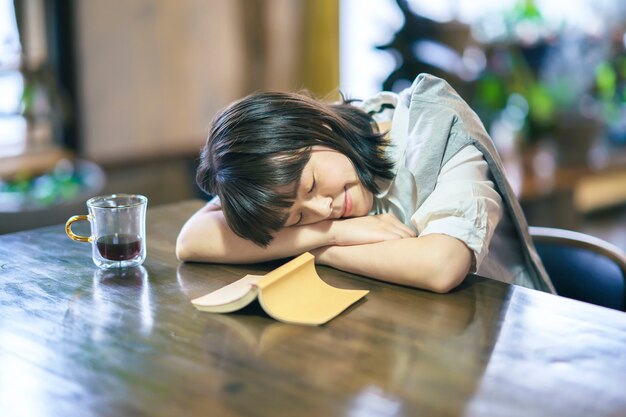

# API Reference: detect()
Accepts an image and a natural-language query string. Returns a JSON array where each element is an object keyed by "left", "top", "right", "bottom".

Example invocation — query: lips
[{"left": 342, "top": 187, "right": 352, "bottom": 218}]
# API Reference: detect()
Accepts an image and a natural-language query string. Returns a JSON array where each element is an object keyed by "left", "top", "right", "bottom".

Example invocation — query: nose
[{"left": 303, "top": 195, "right": 333, "bottom": 221}]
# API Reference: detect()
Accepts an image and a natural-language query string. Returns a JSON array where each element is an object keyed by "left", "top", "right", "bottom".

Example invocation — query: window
[{"left": 0, "top": 0, "right": 27, "bottom": 157}]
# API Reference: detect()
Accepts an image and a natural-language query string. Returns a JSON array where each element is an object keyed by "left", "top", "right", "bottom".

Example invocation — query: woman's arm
[
  {"left": 312, "top": 235, "right": 472, "bottom": 293},
  {"left": 312, "top": 146, "right": 501, "bottom": 293},
  {"left": 176, "top": 204, "right": 331, "bottom": 263},
  {"left": 176, "top": 204, "right": 415, "bottom": 264}
]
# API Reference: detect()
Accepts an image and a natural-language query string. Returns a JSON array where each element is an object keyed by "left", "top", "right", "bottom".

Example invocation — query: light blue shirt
[{"left": 360, "top": 74, "right": 555, "bottom": 292}]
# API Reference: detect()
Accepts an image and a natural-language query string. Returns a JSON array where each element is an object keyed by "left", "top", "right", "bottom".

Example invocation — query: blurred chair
[{"left": 530, "top": 226, "right": 626, "bottom": 311}]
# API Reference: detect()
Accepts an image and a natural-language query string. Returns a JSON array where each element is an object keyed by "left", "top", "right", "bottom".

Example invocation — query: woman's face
[{"left": 284, "top": 146, "right": 374, "bottom": 227}]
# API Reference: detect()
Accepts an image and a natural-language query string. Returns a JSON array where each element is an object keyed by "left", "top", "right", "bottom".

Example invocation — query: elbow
[
  {"left": 425, "top": 250, "right": 472, "bottom": 294},
  {"left": 175, "top": 230, "right": 222, "bottom": 263},
  {"left": 428, "top": 270, "right": 465, "bottom": 294},
  {"left": 175, "top": 238, "right": 190, "bottom": 262},
  {"left": 175, "top": 209, "right": 226, "bottom": 263},
  {"left": 175, "top": 232, "right": 196, "bottom": 262}
]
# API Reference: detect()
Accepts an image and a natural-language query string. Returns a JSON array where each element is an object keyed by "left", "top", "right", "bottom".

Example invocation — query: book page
[
  {"left": 257, "top": 253, "right": 369, "bottom": 325},
  {"left": 191, "top": 275, "right": 263, "bottom": 313}
]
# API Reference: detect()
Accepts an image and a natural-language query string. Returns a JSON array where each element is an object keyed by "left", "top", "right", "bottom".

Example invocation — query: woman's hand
[{"left": 329, "top": 213, "right": 416, "bottom": 246}]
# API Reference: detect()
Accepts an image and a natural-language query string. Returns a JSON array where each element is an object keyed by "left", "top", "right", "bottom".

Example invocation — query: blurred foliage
[
  {"left": 0, "top": 159, "right": 85, "bottom": 210},
  {"left": 594, "top": 52, "right": 626, "bottom": 144},
  {"left": 377, "top": 0, "right": 625, "bottom": 146},
  {"left": 472, "top": 0, "right": 626, "bottom": 145}
]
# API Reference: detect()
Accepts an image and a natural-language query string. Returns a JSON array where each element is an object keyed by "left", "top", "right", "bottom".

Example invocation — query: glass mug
[{"left": 66, "top": 194, "right": 148, "bottom": 269}]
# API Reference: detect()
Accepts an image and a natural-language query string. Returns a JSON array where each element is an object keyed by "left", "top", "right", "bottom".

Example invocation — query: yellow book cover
[{"left": 191, "top": 252, "right": 369, "bottom": 325}]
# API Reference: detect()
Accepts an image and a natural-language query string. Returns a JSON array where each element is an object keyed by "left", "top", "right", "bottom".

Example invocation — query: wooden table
[{"left": 1, "top": 200, "right": 625, "bottom": 417}]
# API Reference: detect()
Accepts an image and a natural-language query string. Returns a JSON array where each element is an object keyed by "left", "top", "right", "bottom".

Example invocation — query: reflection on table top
[{"left": 1, "top": 200, "right": 625, "bottom": 417}]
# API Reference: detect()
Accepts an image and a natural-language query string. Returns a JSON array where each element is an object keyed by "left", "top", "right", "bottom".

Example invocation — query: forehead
[
  {"left": 306, "top": 146, "right": 348, "bottom": 174},
  {"left": 308, "top": 145, "right": 341, "bottom": 162},
  {"left": 273, "top": 146, "right": 338, "bottom": 194}
]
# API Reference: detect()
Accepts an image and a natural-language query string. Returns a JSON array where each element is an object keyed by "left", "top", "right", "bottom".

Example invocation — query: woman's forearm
[
  {"left": 313, "top": 235, "right": 472, "bottom": 293},
  {"left": 177, "top": 208, "right": 416, "bottom": 264},
  {"left": 176, "top": 208, "right": 335, "bottom": 263}
]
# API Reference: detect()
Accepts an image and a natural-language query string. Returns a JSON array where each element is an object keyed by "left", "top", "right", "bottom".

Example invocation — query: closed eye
[
  {"left": 294, "top": 213, "right": 303, "bottom": 226},
  {"left": 308, "top": 174, "right": 316, "bottom": 193}
]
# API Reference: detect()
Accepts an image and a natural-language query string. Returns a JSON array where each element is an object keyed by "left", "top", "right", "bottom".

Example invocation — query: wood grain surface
[{"left": 1, "top": 200, "right": 625, "bottom": 417}]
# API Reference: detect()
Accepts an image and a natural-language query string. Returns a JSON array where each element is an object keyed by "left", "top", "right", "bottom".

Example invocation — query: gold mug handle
[{"left": 65, "top": 215, "right": 92, "bottom": 243}]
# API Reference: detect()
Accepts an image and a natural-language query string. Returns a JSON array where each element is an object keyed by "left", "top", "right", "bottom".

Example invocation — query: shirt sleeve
[{"left": 410, "top": 145, "right": 503, "bottom": 272}]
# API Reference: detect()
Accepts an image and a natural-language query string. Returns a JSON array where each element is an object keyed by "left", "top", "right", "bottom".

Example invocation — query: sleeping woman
[{"left": 176, "top": 73, "right": 555, "bottom": 294}]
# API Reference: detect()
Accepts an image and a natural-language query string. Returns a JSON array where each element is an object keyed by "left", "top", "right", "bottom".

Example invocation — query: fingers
[
  {"left": 376, "top": 214, "right": 417, "bottom": 238},
  {"left": 330, "top": 213, "right": 417, "bottom": 246}
]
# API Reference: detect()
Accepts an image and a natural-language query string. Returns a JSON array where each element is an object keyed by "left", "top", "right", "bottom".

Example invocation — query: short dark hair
[{"left": 196, "top": 91, "right": 395, "bottom": 246}]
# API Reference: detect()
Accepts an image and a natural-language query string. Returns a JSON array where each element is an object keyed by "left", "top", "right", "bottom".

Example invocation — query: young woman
[{"left": 177, "top": 74, "right": 555, "bottom": 294}]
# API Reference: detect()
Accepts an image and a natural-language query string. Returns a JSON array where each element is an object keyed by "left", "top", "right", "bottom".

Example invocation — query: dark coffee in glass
[
  {"left": 96, "top": 234, "right": 142, "bottom": 261},
  {"left": 66, "top": 194, "right": 148, "bottom": 269}
]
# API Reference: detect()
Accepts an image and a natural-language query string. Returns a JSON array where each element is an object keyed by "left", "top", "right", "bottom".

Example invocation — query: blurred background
[{"left": 0, "top": 0, "right": 625, "bottom": 249}]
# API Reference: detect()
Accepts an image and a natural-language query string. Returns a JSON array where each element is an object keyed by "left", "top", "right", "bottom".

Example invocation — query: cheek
[
  {"left": 349, "top": 184, "right": 373, "bottom": 217},
  {"left": 364, "top": 189, "right": 374, "bottom": 210},
  {"left": 339, "top": 159, "right": 360, "bottom": 185},
  {"left": 358, "top": 187, "right": 374, "bottom": 215},
  {"left": 325, "top": 163, "right": 354, "bottom": 190}
]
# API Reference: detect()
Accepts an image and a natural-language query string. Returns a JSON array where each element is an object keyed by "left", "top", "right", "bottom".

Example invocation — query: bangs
[{"left": 218, "top": 149, "right": 310, "bottom": 246}]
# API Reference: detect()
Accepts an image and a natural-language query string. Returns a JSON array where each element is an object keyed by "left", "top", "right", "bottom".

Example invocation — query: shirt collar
[{"left": 372, "top": 92, "right": 409, "bottom": 199}]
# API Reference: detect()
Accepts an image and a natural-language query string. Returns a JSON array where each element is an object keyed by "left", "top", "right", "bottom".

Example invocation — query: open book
[{"left": 191, "top": 252, "right": 369, "bottom": 325}]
